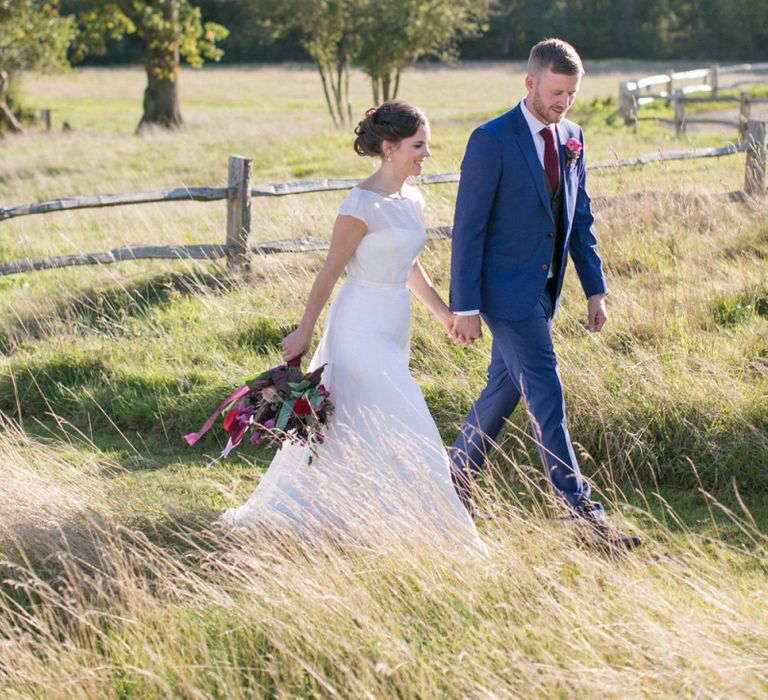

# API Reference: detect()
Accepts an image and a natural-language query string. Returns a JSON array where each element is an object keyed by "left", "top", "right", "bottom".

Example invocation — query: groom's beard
[{"left": 529, "top": 91, "right": 569, "bottom": 125}]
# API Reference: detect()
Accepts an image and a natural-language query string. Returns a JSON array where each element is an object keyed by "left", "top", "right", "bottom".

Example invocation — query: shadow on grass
[
  {"left": 0, "top": 268, "right": 237, "bottom": 354},
  {"left": 0, "top": 349, "right": 283, "bottom": 474},
  {"left": 230, "top": 316, "right": 289, "bottom": 354},
  {"left": 5, "top": 354, "right": 763, "bottom": 493},
  {"left": 471, "top": 458, "right": 768, "bottom": 551},
  {"left": 0, "top": 504, "right": 227, "bottom": 624},
  {"left": 0, "top": 353, "right": 216, "bottom": 430},
  {"left": 426, "top": 384, "right": 768, "bottom": 495}
]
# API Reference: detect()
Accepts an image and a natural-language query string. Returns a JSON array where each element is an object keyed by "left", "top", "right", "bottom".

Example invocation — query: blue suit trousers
[{"left": 450, "top": 289, "right": 603, "bottom": 517}]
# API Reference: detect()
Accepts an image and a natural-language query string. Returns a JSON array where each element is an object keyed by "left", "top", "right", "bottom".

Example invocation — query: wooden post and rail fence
[
  {"left": 1, "top": 123, "right": 766, "bottom": 278},
  {"left": 619, "top": 62, "right": 768, "bottom": 136}
]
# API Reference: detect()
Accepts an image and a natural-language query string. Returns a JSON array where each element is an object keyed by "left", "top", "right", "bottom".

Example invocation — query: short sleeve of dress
[
  {"left": 413, "top": 187, "right": 426, "bottom": 212},
  {"left": 338, "top": 188, "right": 368, "bottom": 226}
]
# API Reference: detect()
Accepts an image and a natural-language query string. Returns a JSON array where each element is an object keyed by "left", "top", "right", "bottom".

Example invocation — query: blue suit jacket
[{"left": 449, "top": 103, "right": 608, "bottom": 321}]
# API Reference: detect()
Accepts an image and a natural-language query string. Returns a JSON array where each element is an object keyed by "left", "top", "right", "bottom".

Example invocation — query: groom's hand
[
  {"left": 451, "top": 314, "right": 482, "bottom": 346},
  {"left": 587, "top": 294, "right": 608, "bottom": 332}
]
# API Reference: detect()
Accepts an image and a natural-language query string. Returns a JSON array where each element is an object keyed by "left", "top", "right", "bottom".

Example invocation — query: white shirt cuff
[{"left": 454, "top": 310, "right": 480, "bottom": 316}]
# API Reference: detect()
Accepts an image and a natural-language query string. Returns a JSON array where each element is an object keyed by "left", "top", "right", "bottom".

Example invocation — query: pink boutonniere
[{"left": 565, "top": 138, "right": 583, "bottom": 167}]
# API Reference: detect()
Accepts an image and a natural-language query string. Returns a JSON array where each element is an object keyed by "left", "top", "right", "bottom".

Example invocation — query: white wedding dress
[{"left": 221, "top": 185, "right": 485, "bottom": 554}]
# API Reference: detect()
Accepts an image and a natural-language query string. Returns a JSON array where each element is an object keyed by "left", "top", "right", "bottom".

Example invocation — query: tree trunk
[
  {"left": 0, "top": 71, "right": 23, "bottom": 134},
  {"left": 344, "top": 65, "right": 351, "bottom": 124},
  {"left": 309, "top": 47, "right": 350, "bottom": 126},
  {"left": 322, "top": 53, "right": 344, "bottom": 127},
  {"left": 136, "top": 64, "right": 183, "bottom": 133},
  {"left": 135, "top": 1, "right": 183, "bottom": 133},
  {"left": 334, "top": 61, "right": 345, "bottom": 126},
  {"left": 317, "top": 62, "right": 339, "bottom": 128},
  {"left": 392, "top": 70, "right": 401, "bottom": 100},
  {"left": 0, "top": 100, "right": 24, "bottom": 134}
]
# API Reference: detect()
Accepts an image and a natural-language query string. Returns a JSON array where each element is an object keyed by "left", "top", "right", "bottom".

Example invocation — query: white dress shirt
[
  {"left": 520, "top": 98, "right": 562, "bottom": 171},
  {"left": 455, "top": 100, "right": 562, "bottom": 315}
]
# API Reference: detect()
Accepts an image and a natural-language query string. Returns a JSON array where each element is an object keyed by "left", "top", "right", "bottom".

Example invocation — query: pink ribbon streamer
[{"left": 183, "top": 384, "right": 251, "bottom": 446}]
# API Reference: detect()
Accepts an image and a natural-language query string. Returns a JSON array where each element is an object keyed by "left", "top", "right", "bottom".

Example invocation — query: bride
[{"left": 221, "top": 100, "right": 485, "bottom": 554}]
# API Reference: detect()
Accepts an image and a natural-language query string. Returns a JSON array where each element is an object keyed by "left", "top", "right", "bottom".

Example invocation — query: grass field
[{"left": 1, "top": 63, "right": 767, "bottom": 697}]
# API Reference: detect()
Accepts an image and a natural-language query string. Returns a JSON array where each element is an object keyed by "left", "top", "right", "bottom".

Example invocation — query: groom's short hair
[{"left": 528, "top": 39, "right": 584, "bottom": 77}]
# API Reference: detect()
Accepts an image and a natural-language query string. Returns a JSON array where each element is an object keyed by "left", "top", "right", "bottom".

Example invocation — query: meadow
[{"left": 0, "top": 62, "right": 767, "bottom": 697}]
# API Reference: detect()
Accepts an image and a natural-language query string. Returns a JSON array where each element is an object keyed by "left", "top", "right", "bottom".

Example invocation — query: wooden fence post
[
  {"left": 674, "top": 90, "right": 685, "bottom": 136},
  {"left": 619, "top": 81, "right": 637, "bottom": 124},
  {"left": 618, "top": 81, "right": 629, "bottom": 121},
  {"left": 226, "top": 155, "right": 253, "bottom": 274},
  {"left": 745, "top": 121, "right": 767, "bottom": 196},
  {"left": 709, "top": 64, "right": 719, "bottom": 97},
  {"left": 667, "top": 70, "right": 675, "bottom": 98},
  {"left": 738, "top": 92, "right": 752, "bottom": 142},
  {"left": 40, "top": 109, "right": 52, "bottom": 131}
]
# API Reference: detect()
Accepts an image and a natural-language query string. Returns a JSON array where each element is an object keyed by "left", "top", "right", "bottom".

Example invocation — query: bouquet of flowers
[{"left": 184, "top": 357, "right": 333, "bottom": 465}]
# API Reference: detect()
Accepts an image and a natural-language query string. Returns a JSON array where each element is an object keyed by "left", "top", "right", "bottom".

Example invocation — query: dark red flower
[
  {"left": 223, "top": 404, "right": 251, "bottom": 445},
  {"left": 222, "top": 407, "right": 240, "bottom": 432},
  {"left": 293, "top": 398, "right": 312, "bottom": 416}
]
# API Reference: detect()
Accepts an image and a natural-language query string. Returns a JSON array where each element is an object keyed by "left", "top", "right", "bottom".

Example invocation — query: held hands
[
  {"left": 587, "top": 294, "right": 608, "bottom": 332},
  {"left": 450, "top": 313, "right": 482, "bottom": 346},
  {"left": 282, "top": 327, "right": 312, "bottom": 362},
  {"left": 442, "top": 296, "right": 606, "bottom": 347},
  {"left": 440, "top": 312, "right": 455, "bottom": 335}
]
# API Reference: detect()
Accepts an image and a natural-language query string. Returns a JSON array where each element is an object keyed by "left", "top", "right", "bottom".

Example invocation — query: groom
[{"left": 448, "top": 38, "right": 640, "bottom": 549}]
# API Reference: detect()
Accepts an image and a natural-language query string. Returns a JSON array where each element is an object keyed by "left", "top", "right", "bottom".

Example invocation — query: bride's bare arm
[
  {"left": 407, "top": 259, "right": 453, "bottom": 333},
  {"left": 282, "top": 215, "right": 367, "bottom": 360}
]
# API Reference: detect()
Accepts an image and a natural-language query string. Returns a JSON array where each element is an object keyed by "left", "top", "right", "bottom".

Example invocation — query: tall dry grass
[{"left": 1, "top": 419, "right": 767, "bottom": 698}]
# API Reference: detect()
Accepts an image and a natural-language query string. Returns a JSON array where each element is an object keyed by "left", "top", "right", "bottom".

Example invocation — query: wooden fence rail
[
  {"left": 619, "top": 62, "right": 768, "bottom": 125},
  {"left": 0, "top": 147, "right": 747, "bottom": 226},
  {"left": 0, "top": 173, "right": 464, "bottom": 224},
  {"left": 0, "top": 187, "right": 229, "bottom": 222},
  {"left": 665, "top": 91, "right": 768, "bottom": 139},
  {"left": 0, "top": 129, "right": 765, "bottom": 278}
]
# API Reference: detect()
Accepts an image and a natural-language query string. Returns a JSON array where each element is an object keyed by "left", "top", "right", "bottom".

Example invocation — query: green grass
[{"left": 1, "top": 63, "right": 767, "bottom": 697}]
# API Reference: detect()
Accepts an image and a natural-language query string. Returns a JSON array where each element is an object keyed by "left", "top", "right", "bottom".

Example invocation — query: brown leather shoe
[{"left": 573, "top": 517, "right": 643, "bottom": 553}]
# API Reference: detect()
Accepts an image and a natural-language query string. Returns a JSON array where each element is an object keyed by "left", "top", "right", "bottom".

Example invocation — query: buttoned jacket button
[
  {"left": 541, "top": 264, "right": 549, "bottom": 272},
  {"left": 547, "top": 232, "right": 555, "bottom": 239}
]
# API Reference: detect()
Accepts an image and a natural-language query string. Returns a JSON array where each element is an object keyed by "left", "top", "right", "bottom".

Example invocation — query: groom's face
[{"left": 525, "top": 68, "right": 581, "bottom": 124}]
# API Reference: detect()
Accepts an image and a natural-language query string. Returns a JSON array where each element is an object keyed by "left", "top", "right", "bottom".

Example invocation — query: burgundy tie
[{"left": 541, "top": 127, "right": 559, "bottom": 193}]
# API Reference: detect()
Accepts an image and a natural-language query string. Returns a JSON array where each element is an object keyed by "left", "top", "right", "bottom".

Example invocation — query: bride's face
[{"left": 384, "top": 122, "right": 432, "bottom": 176}]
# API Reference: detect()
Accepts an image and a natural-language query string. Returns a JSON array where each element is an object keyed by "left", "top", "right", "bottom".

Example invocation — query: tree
[
  {"left": 74, "top": 1, "right": 228, "bottom": 132},
  {"left": 0, "top": 0, "right": 74, "bottom": 134},
  {"left": 246, "top": 0, "right": 362, "bottom": 127},
  {"left": 463, "top": 0, "right": 768, "bottom": 61},
  {"left": 356, "top": 0, "right": 493, "bottom": 104},
  {"left": 245, "top": 0, "right": 492, "bottom": 124}
]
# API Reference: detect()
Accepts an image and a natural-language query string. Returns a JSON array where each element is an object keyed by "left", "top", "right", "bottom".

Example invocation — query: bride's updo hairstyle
[{"left": 353, "top": 100, "right": 426, "bottom": 158}]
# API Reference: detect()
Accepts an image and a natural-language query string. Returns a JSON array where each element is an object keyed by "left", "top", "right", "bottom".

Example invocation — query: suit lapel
[
  {"left": 558, "top": 128, "right": 578, "bottom": 237},
  {"left": 559, "top": 139, "right": 572, "bottom": 236},
  {"left": 511, "top": 106, "right": 553, "bottom": 221}
]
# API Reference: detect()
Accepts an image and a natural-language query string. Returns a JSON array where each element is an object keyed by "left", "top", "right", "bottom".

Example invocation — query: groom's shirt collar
[
  {"left": 520, "top": 98, "right": 562, "bottom": 137},
  {"left": 520, "top": 99, "right": 563, "bottom": 168}
]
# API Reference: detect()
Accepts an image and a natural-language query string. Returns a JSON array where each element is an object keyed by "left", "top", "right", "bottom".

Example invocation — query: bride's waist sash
[{"left": 345, "top": 278, "right": 407, "bottom": 290}]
